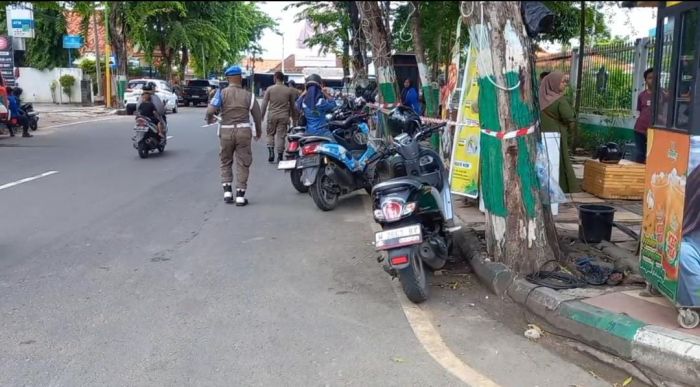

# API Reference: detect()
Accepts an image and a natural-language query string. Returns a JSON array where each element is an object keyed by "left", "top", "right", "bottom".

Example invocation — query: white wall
[{"left": 15, "top": 67, "right": 84, "bottom": 104}]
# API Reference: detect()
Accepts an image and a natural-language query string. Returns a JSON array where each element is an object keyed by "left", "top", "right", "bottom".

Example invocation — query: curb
[{"left": 454, "top": 225, "right": 700, "bottom": 386}]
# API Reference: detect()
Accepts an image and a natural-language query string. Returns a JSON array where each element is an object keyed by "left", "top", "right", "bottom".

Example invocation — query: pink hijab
[{"left": 539, "top": 71, "right": 565, "bottom": 110}]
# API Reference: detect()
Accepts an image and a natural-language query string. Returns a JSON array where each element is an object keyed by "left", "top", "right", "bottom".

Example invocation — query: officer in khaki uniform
[
  {"left": 206, "top": 66, "right": 262, "bottom": 206},
  {"left": 261, "top": 71, "right": 296, "bottom": 163}
]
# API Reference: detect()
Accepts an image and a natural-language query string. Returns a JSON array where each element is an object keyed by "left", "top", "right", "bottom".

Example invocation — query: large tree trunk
[
  {"left": 357, "top": 1, "right": 398, "bottom": 104},
  {"left": 348, "top": 2, "right": 367, "bottom": 86},
  {"left": 341, "top": 37, "right": 350, "bottom": 80},
  {"left": 180, "top": 46, "right": 189, "bottom": 81},
  {"left": 411, "top": 1, "right": 437, "bottom": 118},
  {"left": 463, "top": 1, "right": 560, "bottom": 274}
]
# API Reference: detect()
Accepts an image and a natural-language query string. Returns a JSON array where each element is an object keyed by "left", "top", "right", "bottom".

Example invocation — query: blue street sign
[{"left": 62, "top": 35, "right": 83, "bottom": 49}]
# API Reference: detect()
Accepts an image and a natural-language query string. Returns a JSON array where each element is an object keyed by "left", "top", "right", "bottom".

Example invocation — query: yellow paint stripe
[{"left": 363, "top": 196, "right": 501, "bottom": 387}]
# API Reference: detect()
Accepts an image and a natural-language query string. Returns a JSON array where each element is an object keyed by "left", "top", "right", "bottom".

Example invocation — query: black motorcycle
[
  {"left": 132, "top": 115, "right": 166, "bottom": 158},
  {"left": 20, "top": 103, "right": 39, "bottom": 131},
  {"left": 278, "top": 125, "right": 308, "bottom": 193},
  {"left": 370, "top": 110, "right": 458, "bottom": 303}
]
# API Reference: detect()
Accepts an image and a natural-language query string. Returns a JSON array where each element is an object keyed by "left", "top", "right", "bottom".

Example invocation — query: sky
[{"left": 255, "top": 2, "right": 659, "bottom": 59}]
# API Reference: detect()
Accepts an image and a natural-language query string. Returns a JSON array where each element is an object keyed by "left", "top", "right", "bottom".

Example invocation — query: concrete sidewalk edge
[{"left": 452, "top": 223, "right": 700, "bottom": 386}]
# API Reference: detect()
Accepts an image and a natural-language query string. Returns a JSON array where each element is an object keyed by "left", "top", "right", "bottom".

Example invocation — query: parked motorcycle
[
  {"left": 370, "top": 107, "right": 459, "bottom": 303},
  {"left": 278, "top": 125, "right": 308, "bottom": 193},
  {"left": 295, "top": 115, "right": 381, "bottom": 211},
  {"left": 132, "top": 116, "right": 166, "bottom": 158},
  {"left": 20, "top": 103, "right": 39, "bottom": 131}
]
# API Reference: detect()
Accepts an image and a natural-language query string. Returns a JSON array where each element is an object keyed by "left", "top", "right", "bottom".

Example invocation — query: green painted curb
[{"left": 558, "top": 301, "right": 647, "bottom": 342}]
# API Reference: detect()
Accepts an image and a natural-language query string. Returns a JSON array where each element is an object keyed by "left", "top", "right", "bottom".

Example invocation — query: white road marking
[
  {"left": 363, "top": 196, "right": 500, "bottom": 387},
  {"left": 0, "top": 171, "right": 59, "bottom": 191}
]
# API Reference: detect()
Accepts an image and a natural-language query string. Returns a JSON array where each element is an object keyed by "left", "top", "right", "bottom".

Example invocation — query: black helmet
[
  {"left": 305, "top": 74, "right": 322, "bottom": 87},
  {"left": 386, "top": 105, "right": 421, "bottom": 137},
  {"left": 11, "top": 87, "right": 22, "bottom": 96},
  {"left": 288, "top": 80, "right": 296, "bottom": 88},
  {"left": 142, "top": 82, "right": 155, "bottom": 92}
]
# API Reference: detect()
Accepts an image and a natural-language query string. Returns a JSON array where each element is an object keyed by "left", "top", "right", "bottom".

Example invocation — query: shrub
[{"left": 59, "top": 74, "right": 76, "bottom": 103}]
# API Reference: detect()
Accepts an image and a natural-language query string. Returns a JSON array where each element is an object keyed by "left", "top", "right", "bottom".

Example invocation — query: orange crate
[{"left": 582, "top": 159, "right": 645, "bottom": 200}]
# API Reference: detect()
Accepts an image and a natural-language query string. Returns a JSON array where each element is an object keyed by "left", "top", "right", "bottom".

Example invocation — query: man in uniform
[
  {"left": 261, "top": 71, "right": 296, "bottom": 163},
  {"left": 287, "top": 80, "right": 301, "bottom": 126},
  {"left": 206, "top": 66, "right": 262, "bottom": 206}
]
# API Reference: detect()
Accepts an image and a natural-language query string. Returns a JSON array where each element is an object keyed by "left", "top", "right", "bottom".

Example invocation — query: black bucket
[{"left": 578, "top": 204, "right": 616, "bottom": 244}]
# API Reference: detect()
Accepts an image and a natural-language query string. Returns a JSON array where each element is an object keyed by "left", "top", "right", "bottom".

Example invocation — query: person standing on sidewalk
[
  {"left": 261, "top": 71, "right": 296, "bottom": 163},
  {"left": 633, "top": 68, "right": 654, "bottom": 164},
  {"left": 206, "top": 66, "right": 262, "bottom": 206}
]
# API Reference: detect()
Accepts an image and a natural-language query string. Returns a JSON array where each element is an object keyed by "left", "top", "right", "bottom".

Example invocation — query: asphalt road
[{"left": 0, "top": 108, "right": 613, "bottom": 386}]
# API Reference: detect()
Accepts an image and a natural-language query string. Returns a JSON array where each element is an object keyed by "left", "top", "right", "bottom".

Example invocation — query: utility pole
[
  {"left": 93, "top": 6, "right": 102, "bottom": 98},
  {"left": 104, "top": 2, "right": 111, "bottom": 108},
  {"left": 281, "top": 34, "right": 285, "bottom": 73}
]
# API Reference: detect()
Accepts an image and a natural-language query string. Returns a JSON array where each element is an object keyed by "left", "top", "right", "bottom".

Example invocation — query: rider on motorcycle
[
  {"left": 137, "top": 82, "right": 166, "bottom": 142},
  {"left": 295, "top": 74, "right": 336, "bottom": 137},
  {"left": 7, "top": 87, "right": 31, "bottom": 138}
]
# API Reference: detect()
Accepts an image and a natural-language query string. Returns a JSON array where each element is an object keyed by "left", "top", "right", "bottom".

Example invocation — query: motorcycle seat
[
  {"left": 371, "top": 178, "right": 424, "bottom": 195},
  {"left": 328, "top": 116, "right": 357, "bottom": 129},
  {"left": 299, "top": 135, "right": 335, "bottom": 145}
]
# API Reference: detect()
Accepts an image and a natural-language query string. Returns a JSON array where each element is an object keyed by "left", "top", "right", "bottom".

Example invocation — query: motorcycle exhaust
[
  {"left": 326, "top": 163, "right": 354, "bottom": 188},
  {"left": 416, "top": 241, "right": 446, "bottom": 270}
]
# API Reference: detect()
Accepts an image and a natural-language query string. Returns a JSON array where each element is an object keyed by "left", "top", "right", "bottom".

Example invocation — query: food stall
[{"left": 637, "top": 0, "right": 700, "bottom": 328}]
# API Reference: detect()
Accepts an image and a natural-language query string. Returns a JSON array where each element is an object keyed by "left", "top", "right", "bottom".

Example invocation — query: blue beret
[{"left": 224, "top": 66, "right": 242, "bottom": 76}]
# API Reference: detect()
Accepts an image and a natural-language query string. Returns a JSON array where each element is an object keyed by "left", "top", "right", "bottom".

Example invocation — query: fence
[{"left": 535, "top": 37, "right": 669, "bottom": 116}]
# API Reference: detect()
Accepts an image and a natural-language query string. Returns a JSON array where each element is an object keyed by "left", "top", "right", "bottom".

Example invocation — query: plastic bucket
[{"left": 578, "top": 204, "right": 616, "bottom": 244}]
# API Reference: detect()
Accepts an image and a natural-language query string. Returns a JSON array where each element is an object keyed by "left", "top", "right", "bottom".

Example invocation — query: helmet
[
  {"left": 11, "top": 87, "right": 22, "bottom": 96},
  {"left": 386, "top": 105, "right": 421, "bottom": 137},
  {"left": 305, "top": 73, "right": 322, "bottom": 87},
  {"left": 142, "top": 82, "right": 155, "bottom": 92},
  {"left": 288, "top": 80, "right": 296, "bottom": 88}
]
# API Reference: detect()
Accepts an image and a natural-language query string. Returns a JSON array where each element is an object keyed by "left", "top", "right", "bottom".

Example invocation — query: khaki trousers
[
  {"left": 219, "top": 126, "right": 253, "bottom": 190},
  {"left": 266, "top": 117, "right": 289, "bottom": 154}
]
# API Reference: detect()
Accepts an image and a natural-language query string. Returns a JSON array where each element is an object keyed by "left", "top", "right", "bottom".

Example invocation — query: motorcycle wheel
[
  {"left": 290, "top": 169, "right": 308, "bottom": 193},
  {"left": 138, "top": 143, "right": 149, "bottom": 159},
  {"left": 397, "top": 248, "right": 429, "bottom": 303},
  {"left": 310, "top": 167, "right": 339, "bottom": 211}
]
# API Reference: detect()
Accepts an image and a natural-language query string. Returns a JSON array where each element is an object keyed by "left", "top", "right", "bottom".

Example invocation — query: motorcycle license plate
[
  {"left": 375, "top": 224, "right": 422, "bottom": 250},
  {"left": 277, "top": 160, "right": 297, "bottom": 170},
  {"left": 297, "top": 154, "right": 320, "bottom": 168}
]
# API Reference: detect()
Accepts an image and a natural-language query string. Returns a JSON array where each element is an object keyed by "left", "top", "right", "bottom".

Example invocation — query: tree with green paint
[
  {"left": 464, "top": 1, "right": 560, "bottom": 274},
  {"left": 356, "top": 1, "right": 398, "bottom": 106}
]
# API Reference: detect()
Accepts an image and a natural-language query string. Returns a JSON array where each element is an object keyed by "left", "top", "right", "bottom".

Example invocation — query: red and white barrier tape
[{"left": 366, "top": 102, "right": 536, "bottom": 139}]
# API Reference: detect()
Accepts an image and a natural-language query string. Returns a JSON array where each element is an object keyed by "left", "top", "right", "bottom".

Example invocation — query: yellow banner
[
  {"left": 667, "top": 1, "right": 681, "bottom": 6},
  {"left": 449, "top": 47, "right": 481, "bottom": 198}
]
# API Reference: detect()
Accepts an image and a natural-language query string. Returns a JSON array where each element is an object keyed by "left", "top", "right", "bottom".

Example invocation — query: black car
[{"left": 182, "top": 79, "right": 215, "bottom": 106}]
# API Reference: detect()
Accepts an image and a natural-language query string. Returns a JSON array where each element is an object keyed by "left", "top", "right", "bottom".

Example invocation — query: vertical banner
[
  {"left": 0, "top": 35, "right": 15, "bottom": 86},
  {"left": 440, "top": 19, "right": 462, "bottom": 165},
  {"left": 640, "top": 129, "right": 689, "bottom": 302},
  {"left": 448, "top": 46, "right": 481, "bottom": 198}
]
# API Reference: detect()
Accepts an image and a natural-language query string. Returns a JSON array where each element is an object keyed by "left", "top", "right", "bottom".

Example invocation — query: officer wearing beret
[{"left": 206, "top": 66, "right": 262, "bottom": 206}]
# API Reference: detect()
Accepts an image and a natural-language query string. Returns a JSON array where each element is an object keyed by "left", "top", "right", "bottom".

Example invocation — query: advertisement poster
[
  {"left": 676, "top": 135, "right": 700, "bottom": 307},
  {"left": 0, "top": 35, "right": 15, "bottom": 87},
  {"left": 640, "top": 129, "right": 689, "bottom": 301},
  {"left": 449, "top": 47, "right": 481, "bottom": 198}
]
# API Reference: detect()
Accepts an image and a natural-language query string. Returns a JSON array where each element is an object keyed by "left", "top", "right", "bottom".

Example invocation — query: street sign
[
  {"left": 6, "top": 5, "right": 34, "bottom": 38},
  {"left": 0, "top": 35, "right": 16, "bottom": 86},
  {"left": 63, "top": 35, "right": 84, "bottom": 49}
]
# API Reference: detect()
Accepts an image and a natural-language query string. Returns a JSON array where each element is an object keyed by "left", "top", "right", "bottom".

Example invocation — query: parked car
[
  {"left": 124, "top": 79, "right": 178, "bottom": 115},
  {"left": 182, "top": 79, "right": 217, "bottom": 107}
]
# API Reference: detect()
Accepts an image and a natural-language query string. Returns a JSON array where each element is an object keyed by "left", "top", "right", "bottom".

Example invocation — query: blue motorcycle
[{"left": 297, "top": 119, "right": 382, "bottom": 211}]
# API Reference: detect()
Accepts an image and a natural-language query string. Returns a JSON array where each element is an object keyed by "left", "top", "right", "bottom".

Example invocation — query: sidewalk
[
  {"left": 31, "top": 103, "right": 118, "bottom": 127},
  {"left": 453, "top": 190, "right": 700, "bottom": 385}
]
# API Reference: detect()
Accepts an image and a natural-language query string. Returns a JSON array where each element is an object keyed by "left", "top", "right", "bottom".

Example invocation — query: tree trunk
[
  {"left": 348, "top": 2, "right": 367, "bottom": 86},
  {"left": 180, "top": 46, "right": 189, "bottom": 81},
  {"left": 341, "top": 37, "right": 350, "bottom": 80},
  {"left": 463, "top": 1, "right": 560, "bottom": 274},
  {"left": 432, "top": 28, "right": 442, "bottom": 81},
  {"left": 357, "top": 1, "right": 398, "bottom": 104},
  {"left": 411, "top": 1, "right": 436, "bottom": 117}
]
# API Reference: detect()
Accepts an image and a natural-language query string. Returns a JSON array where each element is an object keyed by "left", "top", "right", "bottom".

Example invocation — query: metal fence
[{"left": 535, "top": 37, "right": 670, "bottom": 117}]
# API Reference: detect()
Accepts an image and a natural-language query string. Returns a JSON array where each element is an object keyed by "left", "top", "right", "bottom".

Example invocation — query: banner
[
  {"left": 448, "top": 46, "right": 481, "bottom": 198},
  {"left": 0, "top": 35, "right": 15, "bottom": 86}
]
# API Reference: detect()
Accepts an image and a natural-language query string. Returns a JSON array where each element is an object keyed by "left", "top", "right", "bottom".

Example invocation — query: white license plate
[
  {"left": 375, "top": 224, "right": 422, "bottom": 250},
  {"left": 277, "top": 160, "right": 297, "bottom": 170}
]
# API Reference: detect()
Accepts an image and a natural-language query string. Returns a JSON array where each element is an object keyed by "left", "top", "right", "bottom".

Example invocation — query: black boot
[
  {"left": 277, "top": 152, "right": 284, "bottom": 163},
  {"left": 235, "top": 189, "right": 248, "bottom": 206},
  {"left": 22, "top": 129, "right": 32, "bottom": 138},
  {"left": 223, "top": 184, "right": 233, "bottom": 204},
  {"left": 267, "top": 147, "right": 275, "bottom": 163}
]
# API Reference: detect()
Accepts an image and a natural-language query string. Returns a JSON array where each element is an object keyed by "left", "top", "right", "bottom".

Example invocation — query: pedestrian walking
[
  {"left": 206, "top": 66, "right": 262, "bottom": 206},
  {"left": 261, "top": 71, "right": 296, "bottom": 163}
]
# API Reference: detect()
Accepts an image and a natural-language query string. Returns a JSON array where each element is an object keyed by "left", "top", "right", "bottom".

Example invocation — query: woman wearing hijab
[
  {"left": 296, "top": 74, "right": 336, "bottom": 137},
  {"left": 678, "top": 166, "right": 700, "bottom": 306},
  {"left": 539, "top": 71, "right": 579, "bottom": 193}
]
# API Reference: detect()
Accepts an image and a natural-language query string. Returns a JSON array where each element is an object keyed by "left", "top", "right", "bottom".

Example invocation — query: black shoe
[
  {"left": 22, "top": 132, "right": 33, "bottom": 138},
  {"left": 267, "top": 147, "right": 275, "bottom": 163},
  {"left": 277, "top": 153, "right": 284, "bottom": 163},
  {"left": 223, "top": 184, "right": 233, "bottom": 204},
  {"left": 235, "top": 190, "right": 248, "bottom": 206}
]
